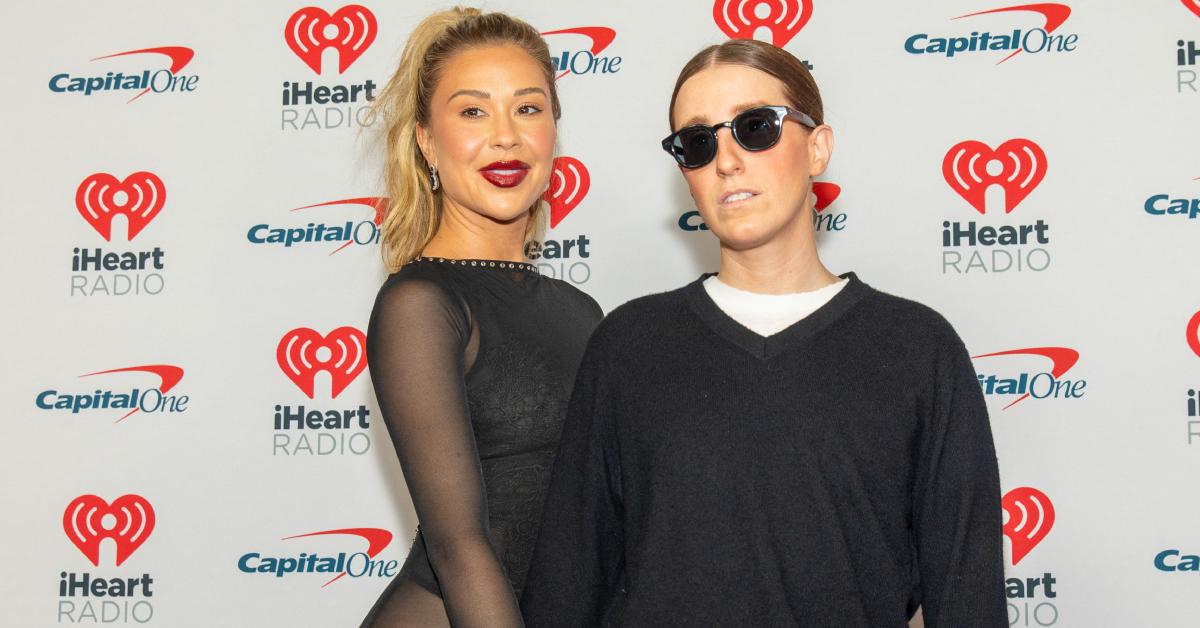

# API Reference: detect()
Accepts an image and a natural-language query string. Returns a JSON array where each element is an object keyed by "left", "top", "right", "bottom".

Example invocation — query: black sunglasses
[{"left": 661, "top": 105, "right": 817, "bottom": 169}]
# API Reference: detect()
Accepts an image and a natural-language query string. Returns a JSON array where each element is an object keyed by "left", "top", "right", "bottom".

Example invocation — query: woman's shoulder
[
  {"left": 583, "top": 281, "right": 694, "bottom": 351},
  {"left": 536, "top": 274, "right": 604, "bottom": 320},
  {"left": 607, "top": 284, "right": 690, "bottom": 322},
  {"left": 850, "top": 277, "right": 967, "bottom": 350},
  {"left": 372, "top": 262, "right": 468, "bottom": 321}
]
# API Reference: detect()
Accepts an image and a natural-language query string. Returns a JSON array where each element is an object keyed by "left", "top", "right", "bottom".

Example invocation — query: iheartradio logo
[
  {"left": 63, "top": 494, "right": 155, "bottom": 567},
  {"left": 1188, "top": 310, "right": 1200, "bottom": 359},
  {"left": 75, "top": 172, "right": 166, "bottom": 241},
  {"left": 543, "top": 156, "right": 590, "bottom": 228},
  {"left": 713, "top": 0, "right": 813, "bottom": 47},
  {"left": 277, "top": 327, "right": 367, "bottom": 399},
  {"left": 1002, "top": 486, "right": 1055, "bottom": 566},
  {"left": 943, "top": 139, "right": 1047, "bottom": 215},
  {"left": 285, "top": 5, "right": 377, "bottom": 74}
]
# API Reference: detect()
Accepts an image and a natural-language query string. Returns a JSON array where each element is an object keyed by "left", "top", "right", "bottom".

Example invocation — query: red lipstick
[{"left": 479, "top": 160, "right": 530, "bottom": 188}]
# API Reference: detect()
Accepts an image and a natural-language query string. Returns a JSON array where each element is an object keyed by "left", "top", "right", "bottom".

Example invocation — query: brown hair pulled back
[{"left": 668, "top": 39, "right": 823, "bottom": 130}]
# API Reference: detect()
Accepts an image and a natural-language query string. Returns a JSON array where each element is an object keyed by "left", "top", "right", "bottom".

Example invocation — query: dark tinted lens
[
  {"left": 674, "top": 127, "right": 716, "bottom": 167},
  {"left": 733, "top": 108, "right": 781, "bottom": 150}
]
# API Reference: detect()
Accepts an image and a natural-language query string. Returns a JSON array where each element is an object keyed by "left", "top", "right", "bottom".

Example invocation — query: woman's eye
[
  {"left": 518, "top": 104, "right": 543, "bottom": 115},
  {"left": 461, "top": 107, "right": 485, "bottom": 118}
]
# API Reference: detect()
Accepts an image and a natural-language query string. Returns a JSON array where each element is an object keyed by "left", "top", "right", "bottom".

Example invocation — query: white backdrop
[{"left": 2, "top": 1, "right": 1199, "bottom": 626}]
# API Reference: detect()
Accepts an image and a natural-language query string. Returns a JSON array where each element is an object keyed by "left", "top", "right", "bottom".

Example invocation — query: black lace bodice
[{"left": 361, "top": 257, "right": 602, "bottom": 625}]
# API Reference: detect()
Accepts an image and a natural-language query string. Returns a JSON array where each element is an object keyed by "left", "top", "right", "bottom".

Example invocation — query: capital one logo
[
  {"left": 812, "top": 181, "right": 840, "bottom": 212},
  {"left": 244, "top": 196, "right": 386, "bottom": 254},
  {"left": 36, "top": 364, "right": 187, "bottom": 423},
  {"left": 904, "top": 4, "right": 1076, "bottom": 64},
  {"left": 48, "top": 47, "right": 197, "bottom": 103},
  {"left": 972, "top": 346, "right": 1082, "bottom": 410},
  {"left": 285, "top": 5, "right": 377, "bottom": 74},
  {"left": 1143, "top": 178, "right": 1200, "bottom": 220},
  {"left": 293, "top": 197, "right": 385, "bottom": 254},
  {"left": 541, "top": 27, "right": 618, "bottom": 78},
  {"left": 1003, "top": 487, "right": 1054, "bottom": 565},
  {"left": 1184, "top": 0, "right": 1200, "bottom": 19},
  {"left": 277, "top": 327, "right": 367, "bottom": 398},
  {"left": 543, "top": 156, "right": 590, "bottom": 228},
  {"left": 63, "top": 494, "right": 155, "bottom": 566},
  {"left": 943, "top": 139, "right": 1046, "bottom": 215},
  {"left": 713, "top": 0, "right": 813, "bottom": 47},
  {"left": 76, "top": 172, "right": 166, "bottom": 241},
  {"left": 954, "top": 4, "right": 1071, "bottom": 64},
  {"left": 238, "top": 527, "right": 395, "bottom": 586}
]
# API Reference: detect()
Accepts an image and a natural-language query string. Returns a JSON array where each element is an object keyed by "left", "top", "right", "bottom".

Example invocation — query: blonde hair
[{"left": 374, "top": 7, "right": 561, "bottom": 272}]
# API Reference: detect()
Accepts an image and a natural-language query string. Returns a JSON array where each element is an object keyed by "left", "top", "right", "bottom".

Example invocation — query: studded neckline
[{"left": 412, "top": 256, "right": 538, "bottom": 273}]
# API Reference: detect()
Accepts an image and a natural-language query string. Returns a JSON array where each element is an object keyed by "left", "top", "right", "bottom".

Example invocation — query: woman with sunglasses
[
  {"left": 522, "top": 39, "right": 1005, "bottom": 627},
  {"left": 361, "top": 8, "right": 602, "bottom": 627}
]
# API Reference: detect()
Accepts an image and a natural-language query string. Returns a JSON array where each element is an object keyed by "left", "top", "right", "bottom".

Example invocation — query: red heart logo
[
  {"left": 75, "top": 172, "right": 166, "bottom": 241},
  {"left": 63, "top": 494, "right": 155, "bottom": 567},
  {"left": 812, "top": 182, "right": 840, "bottom": 213},
  {"left": 285, "top": 5, "right": 377, "bottom": 74},
  {"left": 713, "top": 0, "right": 813, "bottom": 47},
  {"left": 543, "top": 156, "right": 590, "bottom": 228},
  {"left": 1187, "top": 310, "right": 1200, "bottom": 359},
  {"left": 942, "top": 139, "right": 1047, "bottom": 215},
  {"left": 1183, "top": 0, "right": 1200, "bottom": 19},
  {"left": 277, "top": 327, "right": 368, "bottom": 398},
  {"left": 1002, "top": 487, "right": 1055, "bottom": 566}
]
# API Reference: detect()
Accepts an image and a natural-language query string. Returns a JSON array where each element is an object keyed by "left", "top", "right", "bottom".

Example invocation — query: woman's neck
[
  {"left": 421, "top": 199, "right": 529, "bottom": 263},
  {"left": 716, "top": 216, "right": 837, "bottom": 295}
]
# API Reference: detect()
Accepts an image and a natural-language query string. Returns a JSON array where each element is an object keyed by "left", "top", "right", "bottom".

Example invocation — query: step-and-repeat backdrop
[{"left": 2, "top": 1, "right": 1198, "bottom": 626}]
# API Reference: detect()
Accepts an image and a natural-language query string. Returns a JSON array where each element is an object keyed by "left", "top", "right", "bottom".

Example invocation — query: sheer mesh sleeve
[{"left": 366, "top": 275, "right": 523, "bottom": 627}]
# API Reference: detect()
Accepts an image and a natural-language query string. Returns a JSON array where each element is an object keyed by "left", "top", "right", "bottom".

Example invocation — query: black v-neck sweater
[{"left": 521, "top": 273, "right": 1006, "bottom": 627}]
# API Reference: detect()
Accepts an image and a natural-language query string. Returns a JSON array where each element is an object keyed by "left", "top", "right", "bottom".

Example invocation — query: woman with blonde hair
[{"left": 361, "top": 8, "right": 601, "bottom": 626}]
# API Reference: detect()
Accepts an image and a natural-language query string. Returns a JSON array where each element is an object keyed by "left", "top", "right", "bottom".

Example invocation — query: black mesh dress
[{"left": 360, "top": 256, "right": 602, "bottom": 627}]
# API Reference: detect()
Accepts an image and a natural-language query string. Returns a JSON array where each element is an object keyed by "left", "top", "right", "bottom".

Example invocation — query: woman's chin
[
  {"left": 475, "top": 203, "right": 535, "bottom": 225},
  {"left": 710, "top": 222, "right": 775, "bottom": 252}
]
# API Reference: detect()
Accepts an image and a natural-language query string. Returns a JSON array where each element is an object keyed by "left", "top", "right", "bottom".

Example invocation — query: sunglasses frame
[{"left": 661, "top": 105, "right": 818, "bottom": 169}]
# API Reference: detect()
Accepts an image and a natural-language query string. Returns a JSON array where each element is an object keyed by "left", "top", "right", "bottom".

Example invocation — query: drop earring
[{"left": 428, "top": 165, "right": 440, "bottom": 191}]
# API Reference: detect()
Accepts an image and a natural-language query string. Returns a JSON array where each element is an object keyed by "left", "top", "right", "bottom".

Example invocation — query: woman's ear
[
  {"left": 807, "top": 125, "right": 834, "bottom": 177},
  {"left": 416, "top": 123, "right": 436, "bottom": 168}
]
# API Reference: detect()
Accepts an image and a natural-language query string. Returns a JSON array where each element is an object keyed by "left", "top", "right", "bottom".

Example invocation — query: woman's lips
[
  {"left": 720, "top": 189, "right": 759, "bottom": 206},
  {"left": 479, "top": 161, "right": 530, "bottom": 188}
]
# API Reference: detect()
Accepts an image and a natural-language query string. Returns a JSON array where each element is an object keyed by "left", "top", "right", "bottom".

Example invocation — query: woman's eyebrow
[
  {"left": 447, "top": 87, "right": 547, "bottom": 103},
  {"left": 678, "top": 101, "right": 771, "bottom": 128}
]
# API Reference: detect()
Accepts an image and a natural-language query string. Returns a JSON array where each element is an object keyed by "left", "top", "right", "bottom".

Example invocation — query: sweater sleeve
[
  {"left": 912, "top": 327, "right": 1007, "bottom": 627},
  {"left": 521, "top": 332, "right": 625, "bottom": 627},
  {"left": 366, "top": 276, "right": 523, "bottom": 627}
]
